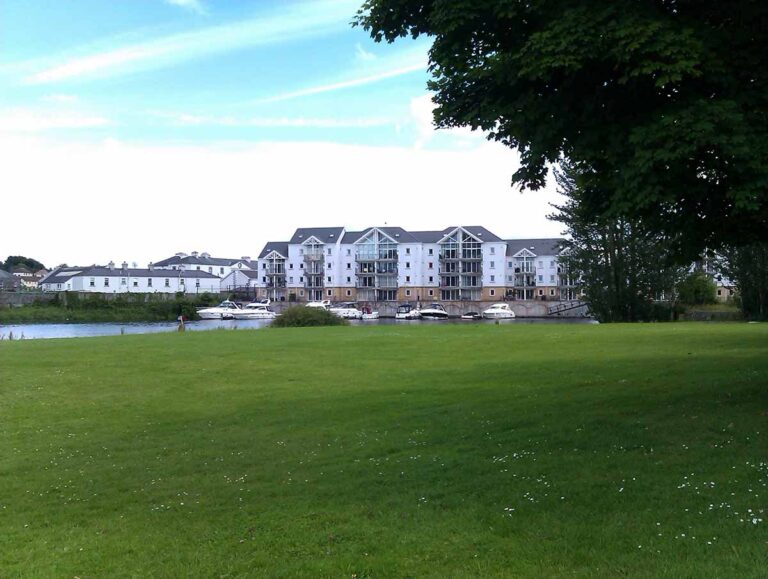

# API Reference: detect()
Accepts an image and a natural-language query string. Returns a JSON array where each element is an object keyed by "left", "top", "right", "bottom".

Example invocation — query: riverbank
[{"left": 1, "top": 323, "right": 765, "bottom": 576}]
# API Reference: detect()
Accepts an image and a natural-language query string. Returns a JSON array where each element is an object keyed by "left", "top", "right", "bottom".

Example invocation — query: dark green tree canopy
[
  {"left": 356, "top": 0, "right": 768, "bottom": 260},
  {"left": 2, "top": 256, "right": 46, "bottom": 272}
]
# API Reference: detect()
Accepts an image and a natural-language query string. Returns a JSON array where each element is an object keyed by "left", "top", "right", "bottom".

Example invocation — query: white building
[
  {"left": 40, "top": 262, "right": 221, "bottom": 294},
  {"left": 152, "top": 251, "right": 256, "bottom": 278}
]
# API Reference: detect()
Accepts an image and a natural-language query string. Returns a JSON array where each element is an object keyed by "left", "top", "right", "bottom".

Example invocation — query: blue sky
[{"left": 0, "top": 0, "right": 563, "bottom": 267}]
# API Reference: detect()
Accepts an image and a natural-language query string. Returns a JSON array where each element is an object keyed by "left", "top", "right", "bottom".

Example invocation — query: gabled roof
[
  {"left": 439, "top": 226, "right": 504, "bottom": 243},
  {"left": 153, "top": 254, "right": 247, "bottom": 268},
  {"left": 342, "top": 226, "right": 419, "bottom": 244},
  {"left": 505, "top": 238, "right": 566, "bottom": 257},
  {"left": 409, "top": 230, "right": 445, "bottom": 243},
  {"left": 258, "top": 242, "right": 289, "bottom": 259},
  {"left": 42, "top": 265, "right": 221, "bottom": 281},
  {"left": 289, "top": 227, "right": 344, "bottom": 244}
]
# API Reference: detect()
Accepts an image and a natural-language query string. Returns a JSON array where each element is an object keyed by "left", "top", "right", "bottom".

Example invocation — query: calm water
[{"left": 0, "top": 317, "right": 596, "bottom": 340}]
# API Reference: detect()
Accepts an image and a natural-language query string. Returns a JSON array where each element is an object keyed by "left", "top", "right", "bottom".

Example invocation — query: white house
[{"left": 152, "top": 251, "right": 256, "bottom": 278}]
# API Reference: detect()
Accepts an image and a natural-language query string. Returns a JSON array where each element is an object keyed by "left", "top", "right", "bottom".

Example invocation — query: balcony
[{"left": 303, "top": 251, "right": 324, "bottom": 261}]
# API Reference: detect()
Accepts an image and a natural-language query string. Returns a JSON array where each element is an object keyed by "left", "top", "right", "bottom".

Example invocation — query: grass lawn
[{"left": 1, "top": 323, "right": 766, "bottom": 577}]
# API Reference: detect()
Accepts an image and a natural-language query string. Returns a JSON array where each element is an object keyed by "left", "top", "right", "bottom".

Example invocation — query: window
[
  {"left": 428, "top": 289, "right": 434, "bottom": 296},
  {"left": 121, "top": 278, "right": 127, "bottom": 285},
  {"left": 195, "top": 279, "right": 200, "bottom": 288},
  {"left": 490, "top": 289, "right": 496, "bottom": 297},
  {"left": 299, "top": 249, "right": 304, "bottom": 256},
  {"left": 550, "top": 289, "right": 556, "bottom": 296},
  {"left": 263, "top": 263, "right": 267, "bottom": 270},
  {"left": 346, "top": 277, "right": 351, "bottom": 283},
  {"left": 346, "top": 249, "right": 351, "bottom": 256},
  {"left": 327, "top": 262, "right": 332, "bottom": 269},
  {"left": 89, "top": 278, "right": 95, "bottom": 287},
  {"left": 300, "top": 277, "right": 304, "bottom": 283},
  {"left": 219, "top": 267, "right": 224, "bottom": 275},
  {"left": 327, "top": 289, "right": 332, "bottom": 296},
  {"left": 490, "top": 247, "right": 495, "bottom": 255},
  {"left": 300, "top": 263, "right": 304, "bottom": 269},
  {"left": 262, "top": 277, "right": 267, "bottom": 283},
  {"left": 327, "top": 248, "right": 332, "bottom": 256},
  {"left": 429, "top": 276, "right": 433, "bottom": 283},
  {"left": 717, "top": 289, "right": 722, "bottom": 296},
  {"left": 538, "top": 275, "right": 543, "bottom": 282},
  {"left": 327, "top": 276, "right": 331, "bottom": 283},
  {"left": 508, "top": 261, "right": 513, "bottom": 268},
  {"left": 406, "top": 248, "right": 411, "bottom": 255},
  {"left": 428, "top": 248, "right": 433, "bottom": 256},
  {"left": 550, "top": 260, "right": 555, "bottom": 267},
  {"left": 550, "top": 275, "right": 555, "bottom": 283},
  {"left": 428, "top": 262, "right": 433, "bottom": 269},
  {"left": 406, "top": 262, "right": 410, "bottom": 269},
  {"left": 490, "top": 261, "right": 495, "bottom": 269},
  {"left": 104, "top": 278, "right": 109, "bottom": 287},
  {"left": 57, "top": 283, "right": 62, "bottom": 290},
  {"left": 289, "top": 276, "right": 294, "bottom": 283},
  {"left": 538, "top": 289, "right": 544, "bottom": 296},
  {"left": 538, "top": 261, "right": 543, "bottom": 268},
  {"left": 406, "top": 275, "right": 411, "bottom": 283},
  {"left": 133, "top": 280, "right": 138, "bottom": 287},
  {"left": 346, "top": 289, "right": 351, "bottom": 296},
  {"left": 196, "top": 266, "right": 200, "bottom": 270},
  {"left": 490, "top": 275, "right": 495, "bottom": 282},
  {"left": 208, "top": 267, "right": 212, "bottom": 273},
  {"left": 406, "top": 289, "right": 411, "bottom": 297},
  {"left": 165, "top": 279, "right": 170, "bottom": 287},
  {"left": 346, "top": 263, "right": 351, "bottom": 269},
  {"left": 148, "top": 279, "right": 153, "bottom": 287},
  {"left": 289, "top": 263, "right": 294, "bottom": 269},
  {"left": 299, "top": 290, "right": 304, "bottom": 297}
]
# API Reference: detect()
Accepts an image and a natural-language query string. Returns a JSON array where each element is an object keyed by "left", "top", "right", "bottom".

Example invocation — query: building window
[
  {"left": 550, "top": 260, "right": 555, "bottom": 267},
  {"left": 165, "top": 279, "right": 170, "bottom": 287},
  {"left": 299, "top": 249, "right": 304, "bottom": 256},
  {"left": 428, "top": 289, "right": 434, "bottom": 296},
  {"left": 346, "top": 277, "right": 351, "bottom": 283},
  {"left": 89, "top": 278, "right": 95, "bottom": 287},
  {"left": 300, "top": 263, "right": 304, "bottom": 269},
  {"left": 406, "top": 248, "right": 411, "bottom": 255},
  {"left": 290, "top": 263, "right": 294, "bottom": 269},
  {"left": 263, "top": 263, "right": 267, "bottom": 270},
  {"left": 327, "top": 248, "right": 332, "bottom": 256},
  {"left": 490, "top": 275, "right": 495, "bottom": 282},
  {"left": 538, "top": 261, "right": 543, "bottom": 268},
  {"left": 550, "top": 275, "right": 555, "bottom": 283},
  {"left": 133, "top": 280, "right": 138, "bottom": 287},
  {"left": 327, "top": 262, "right": 332, "bottom": 269},
  {"left": 428, "top": 262, "right": 433, "bottom": 269},
  {"left": 196, "top": 266, "right": 200, "bottom": 270},
  {"left": 406, "top": 289, "right": 411, "bottom": 297},
  {"left": 195, "top": 279, "right": 200, "bottom": 288},
  {"left": 263, "top": 277, "right": 267, "bottom": 283},
  {"left": 327, "top": 276, "right": 331, "bottom": 283},
  {"left": 299, "top": 290, "right": 304, "bottom": 297},
  {"left": 490, "top": 247, "right": 495, "bottom": 255},
  {"left": 490, "top": 261, "right": 495, "bottom": 269},
  {"left": 508, "top": 261, "right": 513, "bottom": 268},
  {"left": 327, "top": 289, "right": 332, "bottom": 296},
  {"left": 550, "top": 289, "right": 556, "bottom": 296},
  {"left": 345, "top": 289, "right": 351, "bottom": 296},
  {"left": 57, "top": 283, "right": 62, "bottom": 290},
  {"left": 208, "top": 267, "right": 212, "bottom": 273},
  {"left": 121, "top": 278, "right": 127, "bottom": 285},
  {"left": 289, "top": 276, "right": 294, "bottom": 283},
  {"left": 300, "top": 277, "right": 304, "bottom": 283},
  {"left": 429, "top": 276, "right": 433, "bottom": 283},
  {"left": 346, "top": 249, "right": 351, "bottom": 256},
  {"left": 538, "top": 275, "right": 543, "bottom": 282},
  {"left": 148, "top": 278, "right": 153, "bottom": 287},
  {"left": 406, "top": 262, "right": 410, "bottom": 269},
  {"left": 428, "top": 248, "right": 433, "bottom": 255},
  {"left": 490, "top": 289, "right": 496, "bottom": 297},
  {"left": 104, "top": 278, "right": 109, "bottom": 287},
  {"left": 346, "top": 263, "right": 351, "bottom": 269},
  {"left": 220, "top": 267, "right": 224, "bottom": 275},
  {"left": 406, "top": 275, "right": 411, "bottom": 283},
  {"left": 539, "top": 289, "right": 544, "bottom": 296}
]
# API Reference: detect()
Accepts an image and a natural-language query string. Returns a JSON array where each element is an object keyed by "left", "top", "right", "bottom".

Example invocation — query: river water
[{"left": 0, "top": 317, "right": 596, "bottom": 340}]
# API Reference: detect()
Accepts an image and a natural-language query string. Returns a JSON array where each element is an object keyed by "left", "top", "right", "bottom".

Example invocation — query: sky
[{"left": 0, "top": 0, "right": 565, "bottom": 268}]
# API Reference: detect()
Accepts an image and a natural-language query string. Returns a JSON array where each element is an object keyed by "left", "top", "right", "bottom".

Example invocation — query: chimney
[
  {"left": 108, "top": 261, "right": 115, "bottom": 271},
  {"left": 121, "top": 261, "right": 128, "bottom": 271},
  {"left": 201, "top": 252, "right": 210, "bottom": 258},
  {"left": 148, "top": 262, "right": 154, "bottom": 271},
  {"left": 241, "top": 256, "right": 251, "bottom": 261},
  {"left": 191, "top": 251, "right": 199, "bottom": 258},
  {"left": 175, "top": 252, "right": 187, "bottom": 258}
]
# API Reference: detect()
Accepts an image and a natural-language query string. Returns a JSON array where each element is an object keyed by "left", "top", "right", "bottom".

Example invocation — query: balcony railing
[{"left": 303, "top": 251, "right": 324, "bottom": 261}]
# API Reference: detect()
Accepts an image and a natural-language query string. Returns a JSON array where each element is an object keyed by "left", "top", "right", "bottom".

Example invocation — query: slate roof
[
  {"left": 258, "top": 242, "right": 289, "bottom": 259},
  {"left": 289, "top": 227, "right": 345, "bottom": 244},
  {"left": 41, "top": 266, "right": 220, "bottom": 282},
  {"left": 340, "top": 227, "right": 419, "bottom": 244},
  {"left": 440, "top": 226, "right": 504, "bottom": 242},
  {"left": 153, "top": 254, "right": 254, "bottom": 268},
  {"left": 505, "top": 238, "right": 566, "bottom": 257},
  {"left": 409, "top": 231, "right": 445, "bottom": 243}
]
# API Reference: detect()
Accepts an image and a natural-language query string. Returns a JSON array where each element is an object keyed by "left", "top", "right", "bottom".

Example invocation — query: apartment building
[{"left": 254, "top": 226, "right": 571, "bottom": 302}]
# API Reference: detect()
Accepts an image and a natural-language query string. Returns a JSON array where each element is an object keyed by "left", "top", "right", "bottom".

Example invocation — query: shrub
[
  {"left": 677, "top": 271, "right": 717, "bottom": 305},
  {"left": 271, "top": 306, "right": 348, "bottom": 328}
]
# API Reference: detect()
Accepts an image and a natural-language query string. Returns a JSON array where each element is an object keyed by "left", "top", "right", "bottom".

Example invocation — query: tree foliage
[
  {"left": 718, "top": 243, "right": 768, "bottom": 320},
  {"left": 356, "top": 0, "right": 768, "bottom": 260},
  {"left": 271, "top": 306, "right": 349, "bottom": 328},
  {"left": 551, "top": 162, "right": 686, "bottom": 322},
  {"left": 676, "top": 271, "right": 717, "bottom": 305},
  {"left": 2, "top": 256, "right": 46, "bottom": 272}
]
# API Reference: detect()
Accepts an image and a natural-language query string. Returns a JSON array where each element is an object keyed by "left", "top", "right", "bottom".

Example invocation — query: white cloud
[
  {"left": 409, "top": 93, "right": 487, "bottom": 149},
  {"left": 40, "top": 94, "right": 80, "bottom": 104},
  {"left": 355, "top": 43, "right": 377, "bottom": 62},
  {"left": 22, "top": 0, "right": 359, "bottom": 85},
  {"left": 165, "top": 0, "right": 207, "bottom": 15},
  {"left": 0, "top": 109, "right": 110, "bottom": 132},
  {"left": 257, "top": 61, "right": 427, "bottom": 104},
  {"left": 0, "top": 135, "right": 564, "bottom": 268}
]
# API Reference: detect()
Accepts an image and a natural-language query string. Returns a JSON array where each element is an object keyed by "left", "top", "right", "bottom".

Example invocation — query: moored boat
[
  {"left": 482, "top": 303, "right": 516, "bottom": 319},
  {"left": 231, "top": 302, "right": 277, "bottom": 320},
  {"left": 395, "top": 304, "right": 421, "bottom": 320},
  {"left": 197, "top": 300, "right": 242, "bottom": 320},
  {"left": 460, "top": 311, "right": 481, "bottom": 320},
  {"left": 329, "top": 302, "right": 363, "bottom": 319},
  {"left": 419, "top": 303, "right": 449, "bottom": 320}
]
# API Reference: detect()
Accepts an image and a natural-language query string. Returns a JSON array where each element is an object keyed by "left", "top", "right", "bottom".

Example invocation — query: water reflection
[{"left": 0, "top": 317, "right": 596, "bottom": 340}]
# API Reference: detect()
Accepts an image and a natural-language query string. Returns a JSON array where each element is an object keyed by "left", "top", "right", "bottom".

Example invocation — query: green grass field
[{"left": 1, "top": 323, "right": 766, "bottom": 577}]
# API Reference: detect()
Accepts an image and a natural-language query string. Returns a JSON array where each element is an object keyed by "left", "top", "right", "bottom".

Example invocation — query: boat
[
  {"left": 482, "top": 303, "right": 516, "bottom": 319},
  {"left": 231, "top": 302, "right": 277, "bottom": 320},
  {"left": 197, "top": 300, "right": 242, "bottom": 320},
  {"left": 329, "top": 302, "right": 363, "bottom": 319},
  {"left": 361, "top": 306, "right": 379, "bottom": 320},
  {"left": 395, "top": 304, "right": 421, "bottom": 320},
  {"left": 306, "top": 300, "right": 331, "bottom": 309},
  {"left": 460, "top": 311, "right": 481, "bottom": 320},
  {"left": 419, "top": 303, "right": 449, "bottom": 320}
]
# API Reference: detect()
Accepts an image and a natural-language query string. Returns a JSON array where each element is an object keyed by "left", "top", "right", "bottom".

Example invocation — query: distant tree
[
  {"left": 550, "top": 162, "right": 686, "bottom": 322},
  {"left": 356, "top": 0, "right": 768, "bottom": 260},
  {"left": 718, "top": 244, "right": 768, "bottom": 320},
  {"left": 2, "top": 256, "right": 46, "bottom": 272},
  {"left": 676, "top": 271, "right": 717, "bottom": 306}
]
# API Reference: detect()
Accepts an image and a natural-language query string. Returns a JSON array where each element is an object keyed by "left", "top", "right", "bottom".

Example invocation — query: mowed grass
[{"left": 0, "top": 323, "right": 766, "bottom": 577}]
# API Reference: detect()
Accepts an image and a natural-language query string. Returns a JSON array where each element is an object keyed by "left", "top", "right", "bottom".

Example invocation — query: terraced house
[{"left": 253, "top": 226, "right": 574, "bottom": 303}]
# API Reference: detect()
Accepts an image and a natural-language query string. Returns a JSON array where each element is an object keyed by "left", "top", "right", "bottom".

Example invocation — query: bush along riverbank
[{"left": 0, "top": 292, "right": 221, "bottom": 323}]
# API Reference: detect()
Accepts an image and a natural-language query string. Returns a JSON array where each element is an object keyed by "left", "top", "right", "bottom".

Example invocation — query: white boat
[
  {"left": 329, "top": 302, "right": 363, "bottom": 319},
  {"left": 461, "top": 312, "right": 481, "bottom": 320},
  {"left": 419, "top": 303, "right": 449, "bottom": 320},
  {"left": 361, "top": 306, "right": 379, "bottom": 320},
  {"left": 306, "top": 300, "right": 331, "bottom": 309},
  {"left": 231, "top": 302, "right": 277, "bottom": 320},
  {"left": 197, "top": 300, "right": 242, "bottom": 320},
  {"left": 395, "top": 304, "right": 421, "bottom": 320},
  {"left": 482, "top": 303, "right": 516, "bottom": 319}
]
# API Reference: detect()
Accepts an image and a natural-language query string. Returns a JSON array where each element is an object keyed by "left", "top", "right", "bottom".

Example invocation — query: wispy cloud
[
  {"left": 165, "top": 0, "right": 207, "bottom": 15},
  {"left": 0, "top": 109, "right": 110, "bottom": 132},
  {"left": 155, "top": 112, "right": 392, "bottom": 129},
  {"left": 22, "top": 0, "right": 358, "bottom": 85},
  {"left": 354, "top": 43, "right": 376, "bottom": 62},
  {"left": 256, "top": 61, "right": 427, "bottom": 104}
]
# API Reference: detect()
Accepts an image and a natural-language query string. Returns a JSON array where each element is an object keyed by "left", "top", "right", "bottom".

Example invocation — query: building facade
[{"left": 251, "top": 226, "right": 572, "bottom": 303}]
